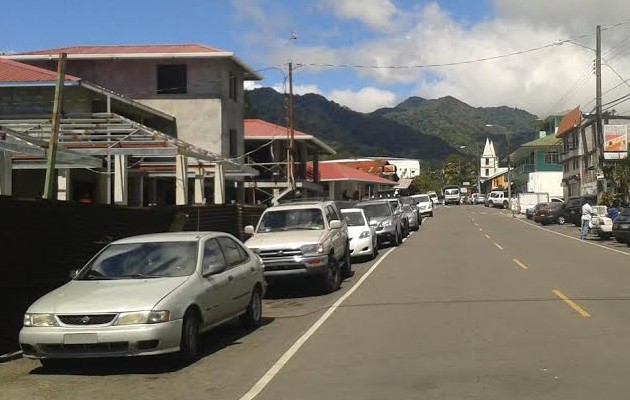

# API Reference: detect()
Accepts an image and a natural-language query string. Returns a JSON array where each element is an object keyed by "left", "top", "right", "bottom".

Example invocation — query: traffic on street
[{"left": 4, "top": 203, "right": 630, "bottom": 400}]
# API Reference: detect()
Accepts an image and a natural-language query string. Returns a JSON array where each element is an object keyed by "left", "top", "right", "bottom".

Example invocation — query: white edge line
[
  {"left": 515, "top": 218, "right": 630, "bottom": 257},
  {"left": 238, "top": 247, "right": 398, "bottom": 400}
]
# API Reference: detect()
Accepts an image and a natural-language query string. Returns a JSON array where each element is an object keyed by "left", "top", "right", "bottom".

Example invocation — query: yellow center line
[
  {"left": 512, "top": 258, "right": 528, "bottom": 270},
  {"left": 494, "top": 243, "right": 504, "bottom": 250},
  {"left": 552, "top": 289, "right": 591, "bottom": 318},
  {"left": 484, "top": 234, "right": 491, "bottom": 239}
]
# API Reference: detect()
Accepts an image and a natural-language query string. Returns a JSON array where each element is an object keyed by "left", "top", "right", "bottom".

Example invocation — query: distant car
[
  {"left": 356, "top": 200, "right": 403, "bottom": 247},
  {"left": 402, "top": 204, "right": 421, "bottom": 231},
  {"left": 590, "top": 205, "right": 613, "bottom": 240},
  {"left": 20, "top": 232, "right": 266, "bottom": 367},
  {"left": 533, "top": 202, "right": 566, "bottom": 225},
  {"left": 613, "top": 209, "right": 630, "bottom": 244},
  {"left": 411, "top": 194, "right": 433, "bottom": 217},
  {"left": 386, "top": 198, "right": 409, "bottom": 237},
  {"left": 427, "top": 192, "right": 439, "bottom": 205},
  {"left": 474, "top": 193, "right": 486, "bottom": 205},
  {"left": 564, "top": 195, "right": 597, "bottom": 226},
  {"left": 341, "top": 208, "right": 378, "bottom": 260}
]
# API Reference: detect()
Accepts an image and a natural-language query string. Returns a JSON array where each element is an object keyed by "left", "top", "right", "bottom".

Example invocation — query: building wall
[
  {"left": 385, "top": 159, "right": 420, "bottom": 179},
  {"left": 0, "top": 86, "right": 95, "bottom": 115},
  {"left": 534, "top": 149, "right": 563, "bottom": 172},
  {"left": 28, "top": 58, "right": 246, "bottom": 158},
  {"left": 527, "top": 171, "right": 563, "bottom": 197}
]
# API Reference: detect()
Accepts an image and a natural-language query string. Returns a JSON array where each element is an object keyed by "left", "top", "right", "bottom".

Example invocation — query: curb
[{"left": 0, "top": 350, "right": 22, "bottom": 363}]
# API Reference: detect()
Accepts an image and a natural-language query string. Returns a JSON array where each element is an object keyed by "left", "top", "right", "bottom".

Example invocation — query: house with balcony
[
  {"left": 4, "top": 44, "right": 262, "bottom": 202},
  {"left": 508, "top": 134, "right": 563, "bottom": 197}
]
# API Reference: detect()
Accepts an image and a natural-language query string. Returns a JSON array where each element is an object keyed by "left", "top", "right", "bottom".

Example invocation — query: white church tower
[{"left": 480, "top": 138, "right": 498, "bottom": 179}]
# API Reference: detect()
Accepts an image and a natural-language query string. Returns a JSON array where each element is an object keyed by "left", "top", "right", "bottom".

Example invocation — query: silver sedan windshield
[{"left": 78, "top": 242, "right": 198, "bottom": 280}]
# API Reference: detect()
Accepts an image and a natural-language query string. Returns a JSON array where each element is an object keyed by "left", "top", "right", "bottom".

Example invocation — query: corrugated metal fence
[{"left": 0, "top": 196, "right": 265, "bottom": 355}]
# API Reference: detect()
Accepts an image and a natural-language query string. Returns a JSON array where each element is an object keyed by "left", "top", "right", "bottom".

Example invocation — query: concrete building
[
  {"left": 311, "top": 162, "right": 397, "bottom": 200},
  {"left": 369, "top": 157, "right": 420, "bottom": 179},
  {"left": 5, "top": 44, "right": 262, "bottom": 162},
  {"left": 556, "top": 107, "right": 594, "bottom": 198},
  {"left": 509, "top": 134, "right": 563, "bottom": 197}
]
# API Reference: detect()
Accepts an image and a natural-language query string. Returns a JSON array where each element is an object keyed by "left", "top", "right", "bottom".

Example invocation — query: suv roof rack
[{"left": 276, "top": 197, "right": 329, "bottom": 204}]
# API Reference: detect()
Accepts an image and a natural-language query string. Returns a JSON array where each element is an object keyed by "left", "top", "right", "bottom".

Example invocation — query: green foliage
[
  {"left": 603, "top": 158, "right": 630, "bottom": 205},
  {"left": 412, "top": 170, "right": 442, "bottom": 193}
]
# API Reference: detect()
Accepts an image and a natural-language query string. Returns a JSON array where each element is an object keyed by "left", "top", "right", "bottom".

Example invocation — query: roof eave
[{"left": 0, "top": 80, "right": 80, "bottom": 87}]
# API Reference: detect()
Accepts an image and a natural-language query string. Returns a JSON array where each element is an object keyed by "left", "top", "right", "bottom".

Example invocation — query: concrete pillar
[
  {"left": 114, "top": 154, "right": 128, "bottom": 205},
  {"left": 0, "top": 151, "right": 12, "bottom": 196},
  {"left": 0, "top": 152, "right": 11, "bottom": 195},
  {"left": 312, "top": 153, "right": 320, "bottom": 183},
  {"left": 213, "top": 163, "right": 225, "bottom": 204},
  {"left": 175, "top": 155, "right": 188, "bottom": 205},
  {"left": 57, "top": 169, "right": 71, "bottom": 201},
  {"left": 329, "top": 181, "right": 335, "bottom": 200},
  {"left": 194, "top": 173, "right": 206, "bottom": 205}
]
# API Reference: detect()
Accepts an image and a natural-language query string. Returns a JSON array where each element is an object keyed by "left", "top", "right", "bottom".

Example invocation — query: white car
[
  {"left": 341, "top": 208, "right": 378, "bottom": 260},
  {"left": 590, "top": 205, "right": 613, "bottom": 239},
  {"left": 19, "top": 232, "right": 266, "bottom": 367},
  {"left": 411, "top": 194, "right": 433, "bottom": 217}
]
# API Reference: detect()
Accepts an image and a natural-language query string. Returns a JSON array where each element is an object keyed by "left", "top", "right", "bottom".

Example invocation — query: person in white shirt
[{"left": 580, "top": 200, "right": 593, "bottom": 239}]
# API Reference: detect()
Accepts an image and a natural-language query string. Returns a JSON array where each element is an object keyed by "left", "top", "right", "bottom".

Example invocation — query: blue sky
[{"left": 3, "top": 1, "right": 630, "bottom": 115}]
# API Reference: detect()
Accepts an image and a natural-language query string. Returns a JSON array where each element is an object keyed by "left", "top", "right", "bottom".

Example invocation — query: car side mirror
[
  {"left": 244, "top": 225, "right": 255, "bottom": 235},
  {"left": 69, "top": 269, "right": 81, "bottom": 279},
  {"left": 330, "top": 220, "right": 342, "bottom": 229}
]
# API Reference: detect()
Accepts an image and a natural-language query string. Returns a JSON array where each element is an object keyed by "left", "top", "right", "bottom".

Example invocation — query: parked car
[
  {"left": 402, "top": 204, "right": 421, "bottom": 231},
  {"left": 356, "top": 200, "right": 403, "bottom": 247},
  {"left": 474, "top": 193, "right": 486, "bottom": 205},
  {"left": 245, "top": 201, "right": 351, "bottom": 292},
  {"left": 590, "top": 205, "right": 613, "bottom": 240},
  {"left": 613, "top": 208, "right": 630, "bottom": 244},
  {"left": 427, "top": 191, "right": 439, "bottom": 205},
  {"left": 564, "top": 195, "right": 597, "bottom": 226},
  {"left": 387, "top": 198, "right": 409, "bottom": 237},
  {"left": 341, "top": 208, "right": 378, "bottom": 260},
  {"left": 411, "top": 194, "right": 433, "bottom": 217},
  {"left": 20, "top": 232, "right": 266, "bottom": 367},
  {"left": 488, "top": 190, "right": 510, "bottom": 208},
  {"left": 533, "top": 202, "right": 566, "bottom": 225}
]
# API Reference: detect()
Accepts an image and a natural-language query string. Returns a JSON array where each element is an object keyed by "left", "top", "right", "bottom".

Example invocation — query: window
[
  {"left": 544, "top": 150, "right": 559, "bottom": 164},
  {"left": 484, "top": 158, "right": 489, "bottom": 166},
  {"left": 217, "top": 237, "right": 249, "bottom": 267},
  {"left": 229, "top": 72, "right": 238, "bottom": 100},
  {"left": 229, "top": 129, "right": 239, "bottom": 158},
  {"left": 202, "top": 239, "right": 227, "bottom": 275},
  {"left": 563, "top": 163, "right": 568, "bottom": 173},
  {"left": 485, "top": 168, "right": 489, "bottom": 176},
  {"left": 157, "top": 65, "right": 187, "bottom": 94},
  {"left": 325, "top": 205, "right": 340, "bottom": 224}
]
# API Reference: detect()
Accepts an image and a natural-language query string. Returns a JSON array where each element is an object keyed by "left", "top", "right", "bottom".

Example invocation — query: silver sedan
[{"left": 19, "top": 232, "right": 266, "bottom": 367}]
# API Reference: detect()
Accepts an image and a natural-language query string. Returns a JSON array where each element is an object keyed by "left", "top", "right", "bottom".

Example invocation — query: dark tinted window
[
  {"left": 217, "top": 237, "right": 249, "bottom": 267},
  {"left": 358, "top": 203, "right": 391, "bottom": 218},
  {"left": 157, "top": 65, "right": 187, "bottom": 94},
  {"left": 342, "top": 211, "right": 366, "bottom": 226}
]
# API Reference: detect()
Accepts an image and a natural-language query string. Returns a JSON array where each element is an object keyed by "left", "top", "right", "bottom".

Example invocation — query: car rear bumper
[{"left": 19, "top": 319, "right": 183, "bottom": 359}]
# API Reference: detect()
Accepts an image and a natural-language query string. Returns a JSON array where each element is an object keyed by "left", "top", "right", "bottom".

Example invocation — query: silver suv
[{"left": 244, "top": 201, "right": 350, "bottom": 293}]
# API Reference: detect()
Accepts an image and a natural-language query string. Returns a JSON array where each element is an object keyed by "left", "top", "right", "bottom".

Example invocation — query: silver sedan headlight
[
  {"left": 300, "top": 244, "right": 325, "bottom": 256},
  {"left": 115, "top": 310, "right": 171, "bottom": 325},
  {"left": 380, "top": 220, "right": 393, "bottom": 227},
  {"left": 23, "top": 313, "right": 57, "bottom": 327}
]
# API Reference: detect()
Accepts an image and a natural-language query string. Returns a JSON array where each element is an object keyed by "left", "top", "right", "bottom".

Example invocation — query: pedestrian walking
[{"left": 580, "top": 200, "right": 593, "bottom": 239}]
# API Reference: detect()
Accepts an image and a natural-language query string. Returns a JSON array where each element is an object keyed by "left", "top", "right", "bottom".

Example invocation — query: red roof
[
  {"left": 329, "top": 159, "right": 396, "bottom": 176},
  {"left": 244, "top": 119, "right": 310, "bottom": 139},
  {"left": 0, "top": 58, "right": 80, "bottom": 83},
  {"left": 556, "top": 106, "right": 581, "bottom": 137},
  {"left": 17, "top": 44, "right": 225, "bottom": 56},
  {"left": 309, "top": 162, "right": 396, "bottom": 185}
]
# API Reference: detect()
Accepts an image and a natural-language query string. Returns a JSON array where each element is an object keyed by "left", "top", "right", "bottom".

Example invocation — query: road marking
[
  {"left": 479, "top": 228, "right": 483, "bottom": 232},
  {"left": 238, "top": 247, "right": 397, "bottom": 400},
  {"left": 512, "top": 258, "right": 528, "bottom": 270},
  {"left": 552, "top": 289, "right": 591, "bottom": 318},
  {"left": 494, "top": 243, "right": 504, "bottom": 250},
  {"left": 514, "top": 218, "right": 630, "bottom": 258},
  {"left": 484, "top": 234, "right": 491, "bottom": 239}
]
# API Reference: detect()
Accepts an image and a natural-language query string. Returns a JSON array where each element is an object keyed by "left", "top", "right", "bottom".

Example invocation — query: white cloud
[
  {"left": 244, "top": 81, "right": 263, "bottom": 91},
  {"left": 329, "top": 87, "right": 397, "bottom": 112},
  {"left": 320, "top": 0, "right": 398, "bottom": 31},
  {"left": 242, "top": 1, "right": 630, "bottom": 116}
]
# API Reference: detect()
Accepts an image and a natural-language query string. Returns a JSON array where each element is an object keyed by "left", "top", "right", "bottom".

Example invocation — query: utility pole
[
  {"left": 286, "top": 61, "right": 296, "bottom": 190},
  {"left": 595, "top": 24, "right": 605, "bottom": 198},
  {"left": 42, "top": 53, "right": 67, "bottom": 199}
]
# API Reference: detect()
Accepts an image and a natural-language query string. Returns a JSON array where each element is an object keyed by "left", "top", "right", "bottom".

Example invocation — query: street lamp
[{"left": 485, "top": 124, "right": 513, "bottom": 216}]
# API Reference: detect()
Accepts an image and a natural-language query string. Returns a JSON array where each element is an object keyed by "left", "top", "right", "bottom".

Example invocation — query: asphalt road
[{"left": 4, "top": 205, "right": 630, "bottom": 399}]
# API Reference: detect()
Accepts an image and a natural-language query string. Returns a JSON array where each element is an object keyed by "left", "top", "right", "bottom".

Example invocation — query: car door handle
[{"left": 228, "top": 275, "right": 234, "bottom": 281}]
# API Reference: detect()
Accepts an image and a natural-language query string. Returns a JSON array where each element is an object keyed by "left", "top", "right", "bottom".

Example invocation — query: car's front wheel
[
  {"left": 557, "top": 216, "right": 565, "bottom": 225},
  {"left": 240, "top": 287, "right": 262, "bottom": 330},
  {"left": 321, "top": 256, "right": 341, "bottom": 293},
  {"left": 341, "top": 244, "right": 352, "bottom": 278},
  {"left": 179, "top": 311, "right": 200, "bottom": 363}
]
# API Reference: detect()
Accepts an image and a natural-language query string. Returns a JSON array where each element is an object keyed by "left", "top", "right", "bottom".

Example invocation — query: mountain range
[{"left": 245, "top": 88, "right": 539, "bottom": 162}]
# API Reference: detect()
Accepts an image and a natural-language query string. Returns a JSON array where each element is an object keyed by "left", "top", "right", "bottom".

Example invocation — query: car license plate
[
  {"left": 622, "top": 224, "right": 630, "bottom": 229},
  {"left": 63, "top": 333, "right": 98, "bottom": 344}
]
